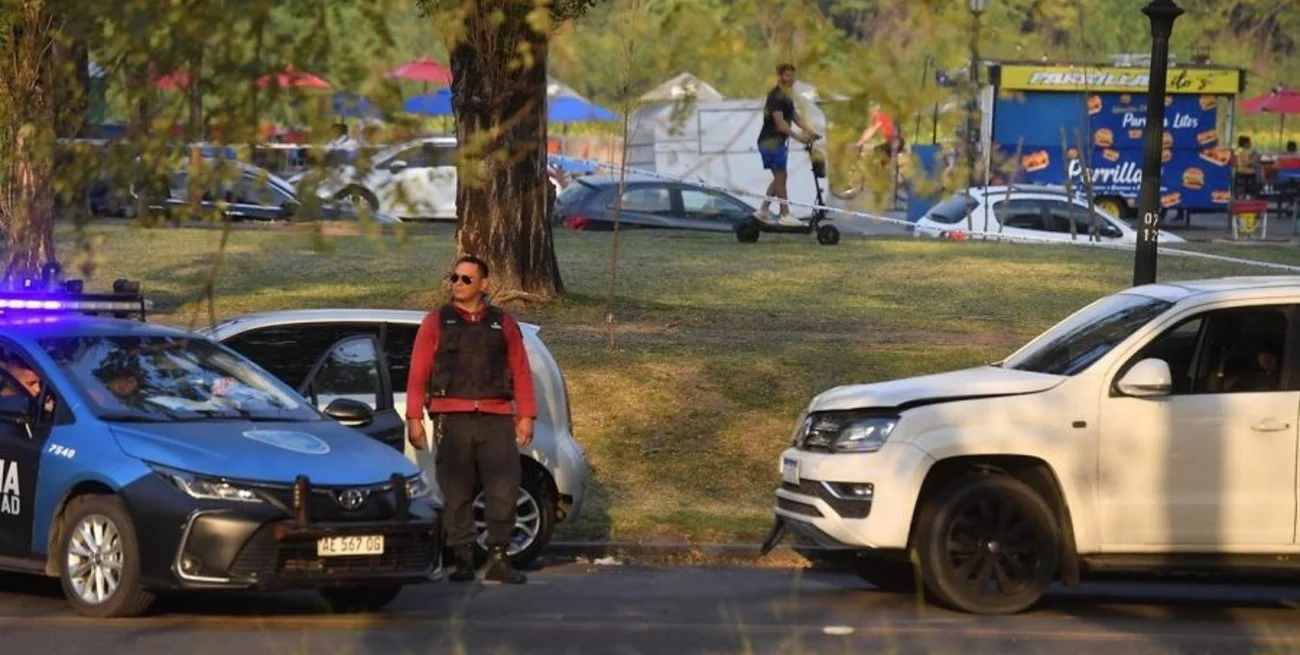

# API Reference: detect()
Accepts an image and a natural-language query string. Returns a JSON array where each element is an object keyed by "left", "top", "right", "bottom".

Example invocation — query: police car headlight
[
  {"left": 150, "top": 464, "right": 264, "bottom": 503},
  {"left": 406, "top": 471, "right": 432, "bottom": 499}
]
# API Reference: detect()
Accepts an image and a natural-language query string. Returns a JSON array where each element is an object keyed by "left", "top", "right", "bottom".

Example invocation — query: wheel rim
[
  {"left": 472, "top": 485, "right": 542, "bottom": 556},
  {"left": 943, "top": 493, "right": 1047, "bottom": 598},
  {"left": 66, "top": 514, "right": 124, "bottom": 605},
  {"left": 1098, "top": 199, "right": 1123, "bottom": 216}
]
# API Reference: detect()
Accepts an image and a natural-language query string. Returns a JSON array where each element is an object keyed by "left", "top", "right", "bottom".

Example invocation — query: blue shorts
[{"left": 758, "top": 140, "right": 788, "bottom": 171}]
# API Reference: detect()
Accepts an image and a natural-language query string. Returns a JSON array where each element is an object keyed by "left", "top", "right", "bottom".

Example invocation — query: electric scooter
[{"left": 735, "top": 139, "right": 841, "bottom": 246}]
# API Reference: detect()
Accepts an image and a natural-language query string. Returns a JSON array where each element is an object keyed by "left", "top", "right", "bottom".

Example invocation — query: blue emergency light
[{"left": 0, "top": 262, "right": 150, "bottom": 321}]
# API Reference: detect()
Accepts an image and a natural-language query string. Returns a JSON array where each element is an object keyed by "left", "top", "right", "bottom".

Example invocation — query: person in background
[
  {"left": 756, "top": 63, "right": 820, "bottom": 226},
  {"left": 406, "top": 255, "right": 536, "bottom": 585}
]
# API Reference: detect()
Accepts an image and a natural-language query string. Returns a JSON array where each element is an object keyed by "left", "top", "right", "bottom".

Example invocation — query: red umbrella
[
  {"left": 257, "top": 66, "right": 330, "bottom": 89},
  {"left": 1240, "top": 86, "right": 1300, "bottom": 114},
  {"left": 385, "top": 57, "right": 452, "bottom": 84}
]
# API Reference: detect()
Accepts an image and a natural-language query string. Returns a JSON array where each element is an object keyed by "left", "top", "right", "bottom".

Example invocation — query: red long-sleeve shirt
[{"left": 405, "top": 304, "right": 537, "bottom": 420}]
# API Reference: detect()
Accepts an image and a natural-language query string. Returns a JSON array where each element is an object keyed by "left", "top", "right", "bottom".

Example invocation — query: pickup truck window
[{"left": 1002, "top": 294, "right": 1173, "bottom": 376}]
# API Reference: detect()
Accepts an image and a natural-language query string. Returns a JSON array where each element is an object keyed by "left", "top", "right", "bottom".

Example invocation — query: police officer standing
[{"left": 406, "top": 255, "right": 536, "bottom": 584}]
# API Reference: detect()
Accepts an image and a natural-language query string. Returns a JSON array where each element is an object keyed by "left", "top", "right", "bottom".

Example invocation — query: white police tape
[{"left": 578, "top": 159, "right": 1300, "bottom": 274}]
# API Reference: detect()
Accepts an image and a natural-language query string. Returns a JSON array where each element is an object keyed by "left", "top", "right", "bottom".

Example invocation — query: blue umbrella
[
  {"left": 403, "top": 88, "right": 454, "bottom": 116},
  {"left": 332, "top": 91, "right": 381, "bottom": 119},
  {"left": 548, "top": 96, "right": 617, "bottom": 122}
]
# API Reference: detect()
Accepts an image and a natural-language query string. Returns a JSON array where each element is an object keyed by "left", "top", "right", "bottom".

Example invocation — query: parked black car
[{"left": 552, "top": 175, "right": 757, "bottom": 232}]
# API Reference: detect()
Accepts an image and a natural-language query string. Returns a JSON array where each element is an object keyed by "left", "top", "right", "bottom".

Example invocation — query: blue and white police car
[{"left": 0, "top": 276, "right": 441, "bottom": 617}]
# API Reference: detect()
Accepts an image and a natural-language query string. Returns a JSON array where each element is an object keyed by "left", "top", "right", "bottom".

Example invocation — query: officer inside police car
[{"left": 406, "top": 255, "right": 536, "bottom": 585}]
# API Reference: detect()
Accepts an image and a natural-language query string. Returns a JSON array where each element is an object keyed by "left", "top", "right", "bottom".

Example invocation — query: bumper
[
  {"left": 172, "top": 510, "right": 442, "bottom": 590},
  {"left": 772, "top": 442, "right": 932, "bottom": 550},
  {"left": 123, "top": 472, "right": 442, "bottom": 591},
  {"left": 553, "top": 431, "right": 590, "bottom": 524}
]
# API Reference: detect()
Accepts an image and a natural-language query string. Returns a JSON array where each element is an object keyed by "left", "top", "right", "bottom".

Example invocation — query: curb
[{"left": 546, "top": 541, "right": 804, "bottom": 562}]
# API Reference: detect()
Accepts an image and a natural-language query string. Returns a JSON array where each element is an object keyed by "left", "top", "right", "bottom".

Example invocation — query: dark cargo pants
[{"left": 435, "top": 411, "right": 521, "bottom": 551}]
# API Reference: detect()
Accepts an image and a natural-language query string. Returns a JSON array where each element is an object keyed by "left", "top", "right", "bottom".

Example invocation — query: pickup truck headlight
[
  {"left": 796, "top": 412, "right": 898, "bottom": 453},
  {"left": 150, "top": 464, "right": 264, "bottom": 503}
]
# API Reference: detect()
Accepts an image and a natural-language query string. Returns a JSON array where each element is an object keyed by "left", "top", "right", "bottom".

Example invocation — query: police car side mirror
[{"left": 323, "top": 397, "right": 374, "bottom": 427}]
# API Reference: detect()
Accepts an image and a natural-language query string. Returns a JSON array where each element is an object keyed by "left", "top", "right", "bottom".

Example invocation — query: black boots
[
  {"left": 483, "top": 545, "right": 526, "bottom": 584},
  {"left": 447, "top": 545, "right": 476, "bottom": 582}
]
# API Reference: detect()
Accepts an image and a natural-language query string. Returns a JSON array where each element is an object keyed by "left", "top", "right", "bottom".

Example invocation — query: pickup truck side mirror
[{"left": 1116, "top": 358, "right": 1173, "bottom": 397}]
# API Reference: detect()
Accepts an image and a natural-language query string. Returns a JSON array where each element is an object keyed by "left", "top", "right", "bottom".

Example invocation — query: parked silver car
[{"left": 199, "top": 309, "right": 589, "bottom": 568}]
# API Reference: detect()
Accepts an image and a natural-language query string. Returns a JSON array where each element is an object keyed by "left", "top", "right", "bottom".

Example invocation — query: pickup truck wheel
[{"left": 917, "top": 475, "right": 1060, "bottom": 614}]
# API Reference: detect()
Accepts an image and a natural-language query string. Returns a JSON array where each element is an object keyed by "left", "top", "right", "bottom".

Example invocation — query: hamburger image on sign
[
  {"left": 1162, "top": 131, "right": 1174, "bottom": 149},
  {"left": 1094, "top": 128, "right": 1115, "bottom": 148},
  {"left": 1199, "top": 148, "right": 1232, "bottom": 167},
  {"left": 1087, "top": 95, "right": 1102, "bottom": 115},
  {"left": 1162, "top": 191, "right": 1182, "bottom": 207},
  {"left": 1182, "top": 167, "right": 1205, "bottom": 190},
  {"left": 1212, "top": 190, "right": 1231, "bottom": 203},
  {"left": 1021, "top": 150, "right": 1051, "bottom": 172},
  {"left": 1162, "top": 149, "right": 1173, "bottom": 163},
  {"left": 1196, "top": 129, "right": 1218, "bottom": 146},
  {"left": 1129, "top": 128, "right": 1143, "bottom": 139},
  {"left": 1102, "top": 149, "right": 1121, "bottom": 162},
  {"left": 1200, "top": 95, "right": 1217, "bottom": 111}
]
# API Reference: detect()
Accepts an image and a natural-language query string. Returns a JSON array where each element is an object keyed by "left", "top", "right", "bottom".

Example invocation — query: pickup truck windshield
[
  {"left": 1002, "top": 293, "right": 1173, "bottom": 376},
  {"left": 38, "top": 334, "right": 319, "bottom": 422}
]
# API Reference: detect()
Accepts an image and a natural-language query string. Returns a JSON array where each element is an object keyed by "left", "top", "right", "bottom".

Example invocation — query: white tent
[
  {"left": 625, "top": 92, "right": 829, "bottom": 212},
  {"left": 638, "top": 72, "right": 725, "bottom": 105}
]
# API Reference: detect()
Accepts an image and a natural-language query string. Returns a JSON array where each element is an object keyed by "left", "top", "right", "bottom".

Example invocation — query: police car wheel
[
  {"left": 318, "top": 584, "right": 403, "bottom": 613},
  {"left": 58, "top": 495, "right": 156, "bottom": 618},
  {"left": 471, "top": 469, "right": 556, "bottom": 569}
]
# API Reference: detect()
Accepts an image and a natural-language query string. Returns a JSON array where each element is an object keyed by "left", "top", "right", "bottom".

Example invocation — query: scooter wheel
[
  {"left": 816, "top": 224, "right": 840, "bottom": 245},
  {"left": 736, "top": 224, "right": 761, "bottom": 243}
]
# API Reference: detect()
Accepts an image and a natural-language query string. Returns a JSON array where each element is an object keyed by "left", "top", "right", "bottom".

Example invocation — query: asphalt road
[{"left": 5, "top": 562, "right": 1300, "bottom": 654}]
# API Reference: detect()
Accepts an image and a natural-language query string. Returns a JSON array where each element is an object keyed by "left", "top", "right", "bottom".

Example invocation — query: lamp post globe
[{"left": 968, "top": 0, "right": 989, "bottom": 14}]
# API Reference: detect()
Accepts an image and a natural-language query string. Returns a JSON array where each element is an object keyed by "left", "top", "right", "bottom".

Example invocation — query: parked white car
[
  {"left": 767, "top": 276, "right": 1300, "bottom": 614},
  {"left": 913, "top": 185, "right": 1186, "bottom": 245},
  {"left": 304, "top": 137, "right": 568, "bottom": 221},
  {"left": 201, "top": 309, "right": 589, "bottom": 568}
]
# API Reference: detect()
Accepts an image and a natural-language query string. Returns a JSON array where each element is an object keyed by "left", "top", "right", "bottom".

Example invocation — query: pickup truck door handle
[{"left": 1251, "top": 419, "right": 1292, "bottom": 432}]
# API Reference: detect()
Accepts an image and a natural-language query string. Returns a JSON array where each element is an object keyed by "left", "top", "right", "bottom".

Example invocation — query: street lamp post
[
  {"left": 1132, "top": 0, "right": 1184, "bottom": 286},
  {"left": 965, "top": 0, "right": 988, "bottom": 232},
  {"left": 967, "top": 0, "right": 988, "bottom": 181}
]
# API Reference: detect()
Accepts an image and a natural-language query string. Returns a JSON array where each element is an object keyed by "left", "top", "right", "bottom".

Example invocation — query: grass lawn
[{"left": 52, "top": 220, "right": 1300, "bottom": 544}]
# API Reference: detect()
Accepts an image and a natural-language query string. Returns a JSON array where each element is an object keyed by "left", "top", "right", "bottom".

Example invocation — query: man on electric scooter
[{"left": 757, "top": 63, "right": 820, "bottom": 227}]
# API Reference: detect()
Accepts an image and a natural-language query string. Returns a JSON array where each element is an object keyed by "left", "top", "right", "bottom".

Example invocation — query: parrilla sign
[{"left": 998, "top": 65, "right": 1242, "bottom": 95}]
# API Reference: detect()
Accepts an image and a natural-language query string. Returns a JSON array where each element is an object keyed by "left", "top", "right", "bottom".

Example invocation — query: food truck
[{"left": 982, "top": 58, "right": 1247, "bottom": 219}]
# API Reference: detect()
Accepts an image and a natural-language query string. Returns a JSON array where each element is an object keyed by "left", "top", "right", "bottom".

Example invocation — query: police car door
[
  {"left": 0, "top": 342, "right": 56, "bottom": 560},
  {"left": 299, "top": 334, "right": 405, "bottom": 452}
]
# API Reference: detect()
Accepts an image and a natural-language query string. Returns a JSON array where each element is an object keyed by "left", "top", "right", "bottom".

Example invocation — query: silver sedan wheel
[
  {"left": 473, "top": 485, "right": 541, "bottom": 556},
  {"left": 66, "top": 514, "right": 124, "bottom": 605}
]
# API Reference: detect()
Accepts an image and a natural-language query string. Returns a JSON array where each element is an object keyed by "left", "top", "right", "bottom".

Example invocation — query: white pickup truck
[{"left": 766, "top": 276, "right": 1300, "bottom": 614}]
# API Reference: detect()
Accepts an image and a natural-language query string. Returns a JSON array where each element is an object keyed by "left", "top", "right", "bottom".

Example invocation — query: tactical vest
[{"left": 429, "top": 304, "right": 513, "bottom": 400}]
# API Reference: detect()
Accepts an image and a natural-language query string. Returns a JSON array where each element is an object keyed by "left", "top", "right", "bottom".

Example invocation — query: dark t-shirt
[{"left": 758, "top": 85, "right": 796, "bottom": 145}]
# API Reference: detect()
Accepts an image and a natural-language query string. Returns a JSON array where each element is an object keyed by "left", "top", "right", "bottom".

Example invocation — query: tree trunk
[
  {"left": 449, "top": 0, "right": 564, "bottom": 305},
  {"left": 0, "top": 2, "right": 59, "bottom": 281}
]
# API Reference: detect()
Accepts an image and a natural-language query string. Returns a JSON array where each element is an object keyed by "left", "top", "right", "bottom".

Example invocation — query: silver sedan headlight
[
  {"left": 406, "top": 471, "right": 432, "bottom": 499},
  {"left": 795, "top": 412, "right": 898, "bottom": 453}
]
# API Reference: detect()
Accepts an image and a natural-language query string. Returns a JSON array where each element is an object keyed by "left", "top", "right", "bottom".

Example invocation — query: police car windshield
[{"left": 37, "top": 335, "right": 318, "bottom": 422}]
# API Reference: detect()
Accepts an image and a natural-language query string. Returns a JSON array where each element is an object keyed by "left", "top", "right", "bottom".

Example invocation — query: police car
[{"left": 0, "top": 275, "right": 441, "bottom": 618}]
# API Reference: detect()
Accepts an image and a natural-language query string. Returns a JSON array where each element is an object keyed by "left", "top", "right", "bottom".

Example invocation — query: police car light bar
[{"left": 0, "top": 277, "right": 151, "bottom": 321}]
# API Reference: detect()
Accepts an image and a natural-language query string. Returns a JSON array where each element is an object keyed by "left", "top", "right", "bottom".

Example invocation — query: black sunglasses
[{"left": 447, "top": 273, "right": 475, "bottom": 284}]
